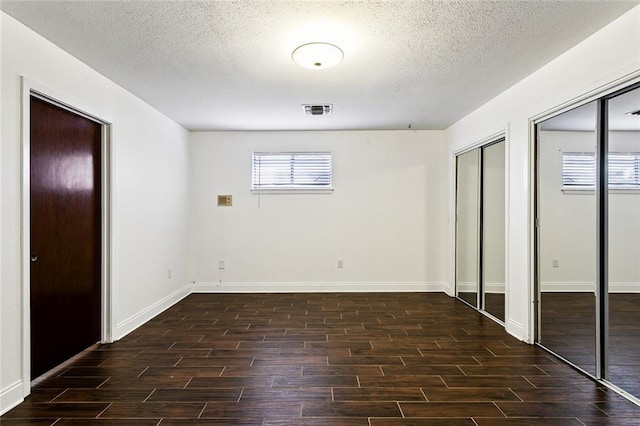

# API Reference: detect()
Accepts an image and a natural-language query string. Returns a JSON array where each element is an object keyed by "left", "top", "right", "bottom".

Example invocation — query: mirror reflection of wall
[
  {"left": 456, "top": 149, "right": 480, "bottom": 307},
  {"left": 482, "top": 141, "right": 505, "bottom": 321},
  {"left": 455, "top": 139, "right": 505, "bottom": 322}
]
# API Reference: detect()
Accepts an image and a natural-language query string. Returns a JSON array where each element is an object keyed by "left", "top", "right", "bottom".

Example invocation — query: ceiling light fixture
[{"left": 292, "top": 42, "right": 343, "bottom": 70}]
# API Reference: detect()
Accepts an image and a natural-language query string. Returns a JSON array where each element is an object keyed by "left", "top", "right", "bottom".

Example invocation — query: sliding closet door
[
  {"left": 537, "top": 101, "right": 598, "bottom": 376},
  {"left": 607, "top": 86, "right": 640, "bottom": 396},
  {"left": 456, "top": 149, "right": 480, "bottom": 307},
  {"left": 456, "top": 140, "right": 506, "bottom": 321},
  {"left": 482, "top": 141, "right": 505, "bottom": 321},
  {"left": 536, "top": 83, "right": 640, "bottom": 403}
]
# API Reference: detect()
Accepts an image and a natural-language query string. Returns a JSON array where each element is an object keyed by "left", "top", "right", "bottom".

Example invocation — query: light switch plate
[{"left": 218, "top": 195, "right": 232, "bottom": 206}]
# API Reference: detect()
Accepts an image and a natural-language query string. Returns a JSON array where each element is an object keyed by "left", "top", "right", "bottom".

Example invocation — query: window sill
[
  {"left": 562, "top": 187, "right": 640, "bottom": 194},
  {"left": 251, "top": 189, "right": 334, "bottom": 195}
]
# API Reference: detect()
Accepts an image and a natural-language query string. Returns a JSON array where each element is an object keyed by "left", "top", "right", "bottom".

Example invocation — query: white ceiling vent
[{"left": 303, "top": 104, "right": 332, "bottom": 116}]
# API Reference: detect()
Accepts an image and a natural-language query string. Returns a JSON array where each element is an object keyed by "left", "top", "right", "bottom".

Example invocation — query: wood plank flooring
[{"left": 2, "top": 292, "right": 639, "bottom": 425}]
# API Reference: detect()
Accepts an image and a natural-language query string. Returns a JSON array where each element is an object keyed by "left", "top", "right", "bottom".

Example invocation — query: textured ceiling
[{"left": 1, "top": 1, "right": 637, "bottom": 131}]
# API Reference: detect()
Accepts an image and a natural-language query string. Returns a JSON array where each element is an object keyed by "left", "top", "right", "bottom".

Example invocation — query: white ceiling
[{"left": 1, "top": 1, "right": 637, "bottom": 131}]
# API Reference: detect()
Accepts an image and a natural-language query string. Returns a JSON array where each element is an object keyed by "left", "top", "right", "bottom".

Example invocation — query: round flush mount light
[{"left": 292, "top": 42, "right": 344, "bottom": 70}]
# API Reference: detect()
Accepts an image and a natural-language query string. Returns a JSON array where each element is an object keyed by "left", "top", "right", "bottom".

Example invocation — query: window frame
[{"left": 251, "top": 151, "right": 334, "bottom": 194}]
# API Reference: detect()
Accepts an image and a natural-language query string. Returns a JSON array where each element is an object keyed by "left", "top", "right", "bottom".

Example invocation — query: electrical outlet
[
  {"left": 218, "top": 260, "right": 225, "bottom": 270},
  {"left": 552, "top": 259, "right": 560, "bottom": 268},
  {"left": 167, "top": 267, "right": 172, "bottom": 278},
  {"left": 337, "top": 259, "right": 344, "bottom": 269}
]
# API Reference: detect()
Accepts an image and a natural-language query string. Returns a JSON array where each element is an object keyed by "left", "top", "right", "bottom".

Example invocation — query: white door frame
[{"left": 20, "top": 77, "right": 113, "bottom": 397}]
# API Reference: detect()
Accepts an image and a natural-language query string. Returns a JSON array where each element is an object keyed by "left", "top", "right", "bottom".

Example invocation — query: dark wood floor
[{"left": 2, "top": 292, "right": 639, "bottom": 425}]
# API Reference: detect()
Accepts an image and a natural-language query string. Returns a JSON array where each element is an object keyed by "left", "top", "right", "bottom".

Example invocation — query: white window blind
[
  {"left": 608, "top": 153, "right": 640, "bottom": 188},
  {"left": 252, "top": 152, "right": 333, "bottom": 191},
  {"left": 562, "top": 152, "right": 640, "bottom": 189},
  {"left": 562, "top": 152, "right": 596, "bottom": 187}
]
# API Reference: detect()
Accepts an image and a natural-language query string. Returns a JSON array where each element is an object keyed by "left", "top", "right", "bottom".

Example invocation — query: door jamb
[{"left": 20, "top": 77, "right": 113, "bottom": 397}]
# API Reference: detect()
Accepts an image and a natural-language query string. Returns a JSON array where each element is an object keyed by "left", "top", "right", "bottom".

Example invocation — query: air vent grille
[{"left": 303, "top": 104, "right": 332, "bottom": 116}]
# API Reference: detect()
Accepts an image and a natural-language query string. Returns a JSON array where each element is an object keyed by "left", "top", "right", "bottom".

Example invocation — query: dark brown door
[{"left": 30, "top": 96, "right": 102, "bottom": 380}]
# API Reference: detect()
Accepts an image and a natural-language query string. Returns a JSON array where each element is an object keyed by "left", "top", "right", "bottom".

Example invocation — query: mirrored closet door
[
  {"left": 536, "top": 83, "right": 640, "bottom": 401},
  {"left": 536, "top": 100, "right": 598, "bottom": 376},
  {"left": 456, "top": 149, "right": 480, "bottom": 308},
  {"left": 455, "top": 138, "right": 506, "bottom": 322},
  {"left": 606, "top": 86, "right": 640, "bottom": 397},
  {"left": 482, "top": 141, "right": 506, "bottom": 321}
]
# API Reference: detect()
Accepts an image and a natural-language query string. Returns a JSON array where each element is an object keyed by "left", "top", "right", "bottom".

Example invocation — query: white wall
[
  {"left": 539, "top": 130, "right": 640, "bottom": 292},
  {"left": 1, "top": 12, "right": 191, "bottom": 414},
  {"left": 446, "top": 5, "right": 640, "bottom": 342},
  {"left": 189, "top": 131, "right": 448, "bottom": 292}
]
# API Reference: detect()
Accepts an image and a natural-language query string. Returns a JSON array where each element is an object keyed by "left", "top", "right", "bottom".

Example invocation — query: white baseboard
[
  {"left": 192, "top": 281, "right": 447, "bottom": 293},
  {"left": 443, "top": 283, "right": 455, "bottom": 297},
  {"left": 506, "top": 318, "right": 528, "bottom": 343},
  {"left": 0, "top": 380, "right": 24, "bottom": 416},
  {"left": 114, "top": 284, "right": 192, "bottom": 340},
  {"left": 541, "top": 281, "right": 640, "bottom": 293}
]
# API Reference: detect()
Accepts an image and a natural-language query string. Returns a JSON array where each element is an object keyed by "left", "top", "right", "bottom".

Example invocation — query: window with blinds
[
  {"left": 252, "top": 152, "right": 333, "bottom": 191},
  {"left": 562, "top": 152, "right": 640, "bottom": 189}
]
